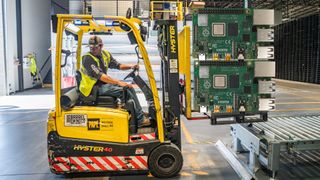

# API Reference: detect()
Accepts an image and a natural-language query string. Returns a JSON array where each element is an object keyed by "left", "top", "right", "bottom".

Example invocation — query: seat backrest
[
  {"left": 75, "top": 70, "right": 98, "bottom": 103},
  {"left": 75, "top": 70, "right": 82, "bottom": 91},
  {"left": 75, "top": 70, "right": 115, "bottom": 106}
]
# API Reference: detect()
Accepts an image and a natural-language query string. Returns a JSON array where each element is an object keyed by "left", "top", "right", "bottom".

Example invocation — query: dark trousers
[{"left": 98, "top": 84, "right": 144, "bottom": 124}]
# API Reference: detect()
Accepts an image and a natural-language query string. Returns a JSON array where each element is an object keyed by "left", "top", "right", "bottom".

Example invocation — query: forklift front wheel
[{"left": 148, "top": 144, "right": 183, "bottom": 178}]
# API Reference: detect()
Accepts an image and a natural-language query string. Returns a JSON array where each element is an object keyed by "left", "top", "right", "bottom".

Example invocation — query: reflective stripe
[
  {"left": 92, "top": 157, "right": 111, "bottom": 170},
  {"left": 51, "top": 157, "right": 70, "bottom": 172},
  {"left": 112, "top": 156, "right": 127, "bottom": 170},
  {"left": 136, "top": 156, "right": 148, "bottom": 169},
  {"left": 70, "top": 157, "right": 87, "bottom": 171},
  {"left": 101, "top": 157, "right": 118, "bottom": 170},
  {"left": 130, "top": 133, "right": 156, "bottom": 142},
  {"left": 51, "top": 156, "right": 148, "bottom": 172},
  {"left": 82, "top": 157, "right": 99, "bottom": 171},
  {"left": 56, "top": 163, "right": 69, "bottom": 171}
]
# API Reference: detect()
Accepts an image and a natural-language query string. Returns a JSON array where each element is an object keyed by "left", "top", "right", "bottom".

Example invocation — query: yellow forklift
[{"left": 47, "top": 11, "right": 183, "bottom": 178}]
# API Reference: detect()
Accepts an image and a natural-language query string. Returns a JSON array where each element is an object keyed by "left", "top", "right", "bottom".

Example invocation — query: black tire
[{"left": 148, "top": 144, "right": 183, "bottom": 178}]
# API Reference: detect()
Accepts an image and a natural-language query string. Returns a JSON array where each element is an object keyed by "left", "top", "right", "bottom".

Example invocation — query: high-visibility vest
[
  {"left": 79, "top": 50, "right": 111, "bottom": 97},
  {"left": 29, "top": 56, "right": 37, "bottom": 76}
]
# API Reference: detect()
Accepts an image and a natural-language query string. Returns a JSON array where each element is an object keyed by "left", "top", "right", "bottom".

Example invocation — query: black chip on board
[
  {"left": 228, "top": 23, "right": 238, "bottom": 36},
  {"left": 229, "top": 75, "right": 239, "bottom": 88},
  {"left": 243, "top": 21, "right": 249, "bottom": 28},
  {"left": 244, "top": 73, "right": 250, "bottom": 80},
  {"left": 244, "top": 86, "right": 252, "bottom": 94},
  {"left": 243, "top": 34, "right": 250, "bottom": 42}
]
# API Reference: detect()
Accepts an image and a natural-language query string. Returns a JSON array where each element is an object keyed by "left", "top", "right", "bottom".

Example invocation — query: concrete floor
[{"left": 1, "top": 79, "right": 320, "bottom": 180}]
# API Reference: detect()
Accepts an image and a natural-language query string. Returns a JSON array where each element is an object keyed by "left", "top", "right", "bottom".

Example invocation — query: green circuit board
[
  {"left": 192, "top": 8, "right": 273, "bottom": 115},
  {"left": 192, "top": 8, "right": 257, "bottom": 60},
  {"left": 194, "top": 61, "right": 260, "bottom": 113}
]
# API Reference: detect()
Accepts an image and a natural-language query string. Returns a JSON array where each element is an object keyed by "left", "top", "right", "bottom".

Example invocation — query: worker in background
[
  {"left": 25, "top": 53, "right": 41, "bottom": 86},
  {"left": 80, "top": 35, "right": 151, "bottom": 127}
]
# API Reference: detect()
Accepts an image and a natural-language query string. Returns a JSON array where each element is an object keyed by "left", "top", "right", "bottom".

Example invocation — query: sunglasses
[{"left": 89, "top": 44, "right": 102, "bottom": 48}]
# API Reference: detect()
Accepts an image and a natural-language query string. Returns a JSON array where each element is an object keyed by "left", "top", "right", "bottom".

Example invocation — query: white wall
[
  {"left": 21, "top": 0, "right": 51, "bottom": 89},
  {"left": 0, "top": 0, "right": 6, "bottom": 96},
  {"left": 69, "top": 0, "right": 83, "bottom": 14},
  {"left": 3, "top": 0, "right": 18, "bottom": 94},
  {"left": 92, "top": 1, "right": 133, "bottom": 17}
]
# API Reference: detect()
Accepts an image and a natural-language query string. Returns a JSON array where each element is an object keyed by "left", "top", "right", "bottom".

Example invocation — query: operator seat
[
  {"left": 75, "top": 71, "right": 116, "bottom": 107},
  {"left": 75, "top": 71, "right": 138, "bottom": 133}
]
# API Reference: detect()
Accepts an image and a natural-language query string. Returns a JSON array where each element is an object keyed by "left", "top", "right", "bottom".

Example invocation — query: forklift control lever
[
  {"left": 123, "top": 67, "right": 138, "bottom": 80},
  {"left": 61, "top": 49, "right": 71, "bottom": 67}
]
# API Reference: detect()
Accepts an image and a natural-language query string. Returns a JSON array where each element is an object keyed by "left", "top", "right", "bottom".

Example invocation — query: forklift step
[
  {"left": 130, "top": 132, "right": 156, "bottom": 142},
  {"left": 137, "top": 127, "right": 154, "bottom": 134}
]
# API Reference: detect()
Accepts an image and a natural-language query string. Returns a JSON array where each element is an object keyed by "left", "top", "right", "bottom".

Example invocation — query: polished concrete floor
[{"left": 0, "top": 79, "right": 320, "bottom": 180}]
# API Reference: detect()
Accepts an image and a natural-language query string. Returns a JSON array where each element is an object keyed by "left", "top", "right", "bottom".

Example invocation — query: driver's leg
[
  {"left": 99, "top": 84, "right": 123, "bottom": 97},
  {"left": 126, "top": 88, "right": 150, "bottom": 127},
  {"left": 99, "top": 84, "right": 150, "bottom": 127}
]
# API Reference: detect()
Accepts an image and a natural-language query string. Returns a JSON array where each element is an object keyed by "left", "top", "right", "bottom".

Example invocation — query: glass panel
[{"left": 60, "top": 27, "right": 78, "bottom": 90}]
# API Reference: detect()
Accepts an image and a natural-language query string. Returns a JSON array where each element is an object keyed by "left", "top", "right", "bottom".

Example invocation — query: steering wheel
[
  {"left": 126, "top": 8, "right": 132, "bottom": 19},
  {"left": 123, "top": 67, "right": 138, "bottom": 80}
]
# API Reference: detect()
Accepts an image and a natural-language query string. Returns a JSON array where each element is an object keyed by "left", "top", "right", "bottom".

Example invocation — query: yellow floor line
[
  {"left": 275, "top": 108, "right": 320, "bottom": 112},
  {"left": 192, "top": 170, "right": 209, "bottom": 175},
  {"left": 180, "top": 171, "right": 192, "bottom": 176},
  {"left": 181, "top": 120, "right": 194, "bottom": 144},
  {"left": 186, "top": 154, "right": 201, "bottom": 170},
  {"left": 277, "top": 102, "right": 320, "bottom": 105}
]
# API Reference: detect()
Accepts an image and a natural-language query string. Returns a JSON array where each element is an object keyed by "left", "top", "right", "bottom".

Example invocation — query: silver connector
[
  {"left": 253, "top": 9, "right": 282, "bottom": 25},
  {"left": 257, "top": 46, "right": 274, "bottom": 60},
  {"left": 254, "top": 61, "right": 275, "bottom": 77},
  {"left": 258, "top": 81, "right": 275, "bottom": 94},
  {"left": 257, "top": 29, "right": 274, "bottom": 42},
  {"left": 259, "top": 98, "right": 275, "bottom": 111}
]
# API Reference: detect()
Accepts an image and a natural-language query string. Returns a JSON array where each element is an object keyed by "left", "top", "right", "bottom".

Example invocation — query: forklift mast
[{"left": 156, "top": 20, "right": 181, "bottom": 149}]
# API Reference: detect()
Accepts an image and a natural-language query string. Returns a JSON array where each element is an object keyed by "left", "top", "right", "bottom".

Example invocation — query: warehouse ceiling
[
  {"left": 200, "top": 0, "right": 319, "bottom": 21},
  {"left": 79, "top": 0, "right": 319, "bottom": 22}
]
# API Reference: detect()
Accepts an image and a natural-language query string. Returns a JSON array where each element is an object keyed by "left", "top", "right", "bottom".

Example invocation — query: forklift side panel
[{"left": 56, "top": 107, "right": 130, "bottom": 143}]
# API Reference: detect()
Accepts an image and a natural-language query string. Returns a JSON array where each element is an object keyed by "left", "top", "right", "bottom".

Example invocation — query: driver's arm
[
  {"left": 119, "top": 64, "right": 137, "bottom": 70},
  {"left": 99, "top": 74, "right": 129, "bottom": 87},
  {"left": 100, "top": 54, "right": 136, "bottom": 88},
  {"left": 82, "top": 54, "right": 131, "bottom": 87},
  {"left": 109, "top": 54, "right": 137, "bottom": 71}
]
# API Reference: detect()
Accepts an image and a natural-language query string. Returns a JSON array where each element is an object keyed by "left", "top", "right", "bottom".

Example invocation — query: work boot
[{"left": 138, "top": 118, "right": 151, "bottom": 127}]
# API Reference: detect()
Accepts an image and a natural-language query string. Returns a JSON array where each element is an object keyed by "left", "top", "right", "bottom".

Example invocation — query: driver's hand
[
  {"left": 127, "top": 84, "right": 138, "bottom": 89},
  {"left": 131, "top": 64, "right": 139, "bottom": 70},
  {"left": 118, "top": 81, "right": 138, "bottom": 89},
  {"left": 117, "top": 81, "right": 128, "bottom": 87}
]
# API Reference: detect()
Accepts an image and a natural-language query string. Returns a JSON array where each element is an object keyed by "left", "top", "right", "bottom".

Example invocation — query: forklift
[{"left": 48, "top": 11, "right": 183, "bottom": 178}]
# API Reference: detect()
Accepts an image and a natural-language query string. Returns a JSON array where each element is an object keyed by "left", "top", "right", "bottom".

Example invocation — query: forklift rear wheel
[{"left": 148, "top": 144, "right": 183, "bottom": 178}]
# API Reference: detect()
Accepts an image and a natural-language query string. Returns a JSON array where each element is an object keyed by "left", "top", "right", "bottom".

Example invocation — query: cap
[{"left": 88, "top": 36, "right": 103, "bottom": 47}]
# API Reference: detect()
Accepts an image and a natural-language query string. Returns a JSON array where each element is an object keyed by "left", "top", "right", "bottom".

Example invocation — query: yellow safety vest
[
  {"left": 29, "top": 56, "right": 37, "bottom": 76},
  {"left": 79, "top": 50, "right": 111, "bottom": 97}
]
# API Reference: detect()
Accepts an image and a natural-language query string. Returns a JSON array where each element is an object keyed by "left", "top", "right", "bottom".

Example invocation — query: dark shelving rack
[{"left": 275, "top": 14, "right": 320, "bottom": 84}]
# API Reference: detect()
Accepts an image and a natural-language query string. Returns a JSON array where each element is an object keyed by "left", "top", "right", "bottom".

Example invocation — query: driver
[{"left": 79, "top": 35, "right": 151, "bottom": 127}]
